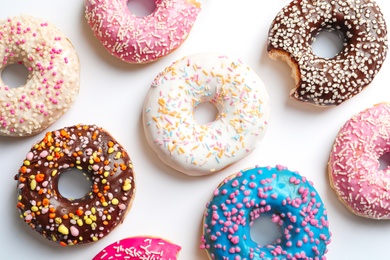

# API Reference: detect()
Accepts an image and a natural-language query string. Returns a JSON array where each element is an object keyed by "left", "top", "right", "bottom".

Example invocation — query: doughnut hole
[
  {"left": 379, "top": 152, "right": 390, "bottom": 170},
  {"left": 311, "top": 29, "right": 346, "bottom": 59},
  {"left": 193, "top": 101, "right": 219, "bottom": 125},
  {"left": 1, "top": 62, "right": 30, "bottom": 89},
  {"left": 127, "top": 0, "right": 156, "bottom": 17},
  {"left": 250, "top": 213, "right": 282, "bottom": 246},
  {"left": 58, "top": 168, "right": 93, "bottom": 200}
]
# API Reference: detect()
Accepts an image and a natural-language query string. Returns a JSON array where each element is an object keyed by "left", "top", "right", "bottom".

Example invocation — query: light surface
[{"left": 1, "top": 1, "right": 390, "bottom": 259}]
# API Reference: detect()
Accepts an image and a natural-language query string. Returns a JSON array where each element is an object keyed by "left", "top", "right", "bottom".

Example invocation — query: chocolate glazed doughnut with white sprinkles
[
  {"left": 267, "top": 0, "right": 388, "bottom": 106},
  {"left": 15, "top": 124, "right": 135, "bottom": 246}
]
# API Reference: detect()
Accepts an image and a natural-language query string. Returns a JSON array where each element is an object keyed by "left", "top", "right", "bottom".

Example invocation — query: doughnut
[
  {"left": 201, "top": 165, "right": 331, "bottom": 259},
  {"left": 0, "top": 15, "right": 80, "bottom": 136},
  {"left": 142, "top": 53, "right": 270, "bottom": 176},
  {"left": 93, "top": 236, "right": 181, "bottom": 259},
  {"left": 328, "top": 103, "right": 390, "bottom": 219},
  {"left": 15, "top": 124, "right": 136, "bottom": 246},
  {"left": 84, "top": 0, "right": 201, "bottom": 64},
  {"left": 267, "top": 0, "right": 388, "bottom": 106}
]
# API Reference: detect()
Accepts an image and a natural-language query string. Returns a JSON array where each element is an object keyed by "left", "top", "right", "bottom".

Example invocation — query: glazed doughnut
[
  {"left": 0, "top": 15, "right": 80, "bottom": 136},
  {"left": 93, "top": 236, "right": 181, "bottom": 259},
  {"left": 142, "top": 53, "right": 270, "bottom": 176},
  {"left": 267, "top": 0, "right": 388, "bottom": 106},
  {"left": 328, "top": 103, "right": 390, "bottom": 219},
  {"left": 15, "top": 124, "right": 135, "bottom": 246},
  {"left": 84, "top": 0, "right": 201, "bottom": 64},
  {"left": 201, "top": 165, "right": 331, "bottom": 259}
]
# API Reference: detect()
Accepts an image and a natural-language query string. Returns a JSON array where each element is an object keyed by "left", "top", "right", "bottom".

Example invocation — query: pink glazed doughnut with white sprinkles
[
  {"left": 93, "top": 236, "right": 181, "bottom": 259},
  {"left": 328, "top": 103, "right": 390, "bottom": 219},
  {"left": 84, "top": 0, "right": 201, "bottom": 64},
  {"left": 0, "top": 15, "right": 80, "bottom": 137}
]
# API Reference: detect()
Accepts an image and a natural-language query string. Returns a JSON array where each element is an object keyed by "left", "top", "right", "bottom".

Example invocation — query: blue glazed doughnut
[{"left": 201, "top": 166, "right": 331, "bottom": 259}]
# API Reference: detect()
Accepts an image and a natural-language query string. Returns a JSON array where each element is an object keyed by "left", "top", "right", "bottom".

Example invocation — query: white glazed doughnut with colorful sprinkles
[
  {"left": 0, "top": 15, "right": 80, "bottom": 136},
  {"left": 201, "top": 165, "right": 331, "bottom": 259},
  {"left": 93, "top": 236, "right": 181, "bottom": 259},
  {"left": 142, "top": 53, "right": 270, "bottom": 176},
  {"left": 328, "top": 103, "right": 390, "bottom": 219},
  {"left": 84, "top": 0, "right": 201, "bottom": 64}
]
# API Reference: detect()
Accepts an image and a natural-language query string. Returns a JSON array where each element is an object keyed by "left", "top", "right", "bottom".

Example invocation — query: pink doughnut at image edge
[
  {"left": 93, "top": 236, "right": 181, "bottom": 260},
  {"left": 328, "top": 103, "right": 390, "bottom": 219},
  {"left": 84, "top": 0, "right": 201, "bottom": 64}
]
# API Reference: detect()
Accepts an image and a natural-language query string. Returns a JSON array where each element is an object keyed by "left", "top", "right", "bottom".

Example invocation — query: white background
[{"left": 1, "top": 0, "right": 390, "bottom": 259}]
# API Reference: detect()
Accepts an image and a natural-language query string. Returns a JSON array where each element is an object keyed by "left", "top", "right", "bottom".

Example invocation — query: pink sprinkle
[
  {"left": 70, "top": 226, "right": 79, "bottom": 237},
  {"left": 26, "top": 152, "right": 34, "bottom": 161},
  {"left": 39, "top": 150, "right": 49, "bottom": 158},
  {"left": 230, "top": 236, "right": 239, "bottom": 245}
]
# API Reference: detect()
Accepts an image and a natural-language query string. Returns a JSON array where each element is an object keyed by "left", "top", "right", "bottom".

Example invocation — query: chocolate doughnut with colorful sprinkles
[
  {"left": 15, "top": 124, "right": 135, "bottom": 246},
  {"left": 201, "top": 165, "right": 331, "bottom": 259}
]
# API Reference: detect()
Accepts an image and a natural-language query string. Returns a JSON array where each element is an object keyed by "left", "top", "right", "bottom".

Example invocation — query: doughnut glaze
[
  {"left": 93, "top": 236, "right": 181, "bottom": 259},
  {"left": 328, "top": 103, "right": 390, "bottom": 219},
  {"left": 0, "top": 15, "right": 80, "bottom": 136},
  {"left": 201, "top": 166, "right": 331, "bottom": 259},
  {"left": 143, "top": 53, "right": 270, "bottom": 176},
  {"left": 267, "top": 0, "right": 388, "bottom": 106},
  {"left": 84, "top": 0, "right": 201, "bottom": 64},
  {"left": 15, "top": 124, "right": 135, "bottom": 246}
]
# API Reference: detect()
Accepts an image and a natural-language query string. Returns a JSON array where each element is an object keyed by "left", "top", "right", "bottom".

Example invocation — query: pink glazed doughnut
[
  {"left": 328, "top": 103, "right": 390, "bottom": 219},
  {"left": 93, "top": 236, "right": 181, "bottom": 259},
  {"left": 84, "top": 0, "right": 201, "bottom": 64}
]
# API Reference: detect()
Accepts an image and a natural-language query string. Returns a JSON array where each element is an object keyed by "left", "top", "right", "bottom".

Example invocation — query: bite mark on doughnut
[{"left": 268, "top": 49, "right": 302, "bottom": 99}]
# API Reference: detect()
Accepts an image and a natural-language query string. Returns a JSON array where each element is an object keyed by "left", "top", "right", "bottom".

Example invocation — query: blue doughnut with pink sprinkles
[{"left": 201, "top": 165, "right": 331, "bottom": 259}]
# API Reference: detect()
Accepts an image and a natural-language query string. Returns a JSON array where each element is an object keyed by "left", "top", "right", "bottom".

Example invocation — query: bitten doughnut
[
  {"left": 267, "top": 0, "right": 388, "bottom": 106},
  {"left": 201, "top": 166, "right": 331, "bottom": 259},
  {"left": 328, "top": 103, "right": 390, "bottom": 219},
  {"left": 0, "top": 15, "right": 80, "bottom": 136},
  {"left": 143, "top": 53, "right": 270, "bottom": 176},
  {"left": 15, "top": 124, "right": 135, "bottom": 246},
  {"left": 84, "top": 0, "right": 201, "bottom": 64},
  {"left": 93, "top": 236, "right": 181, "bottom": 259}
]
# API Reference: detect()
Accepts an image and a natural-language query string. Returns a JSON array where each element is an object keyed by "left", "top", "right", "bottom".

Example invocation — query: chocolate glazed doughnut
[
  {"left": 267, "top": 0, "right": 388, "bottom": 106},
  {"left": 15, "top": 124, "right": 135, "bottom": 246}
]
